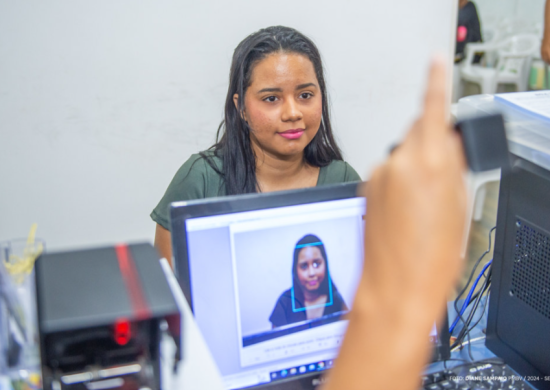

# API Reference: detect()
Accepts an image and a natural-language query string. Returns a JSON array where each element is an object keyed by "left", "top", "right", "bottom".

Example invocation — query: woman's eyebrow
[
  {"left": 295, "top": 83, "right": 317, "bottom": 90},
  {"left": 257, "top": 83, "right": 318, "bottom": 94},
  {"left": 257, "top": 87, "right": 282, "bottom": 94}
]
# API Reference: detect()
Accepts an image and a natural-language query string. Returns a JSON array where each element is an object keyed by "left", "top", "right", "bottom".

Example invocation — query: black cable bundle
[{"left": 451, "top": 226, "right": 496, "bottom": 355}]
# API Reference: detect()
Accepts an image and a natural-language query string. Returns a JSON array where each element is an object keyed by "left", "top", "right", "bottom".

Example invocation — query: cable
[
  {"left": 443, "top": 358, "right": 470, "bottom": 370},
  {"left": 450, "top": 336, "right": 486, "bottom": 352},
  {"left": 466, "top": 270, "right": 492, "bottom": 360},
  {"left": 452, "top": 226, "right": 496, "bottom": 337},
  {"left": 453, "top": 226, "right": 495, "bottom": 312},
  {"left": 450, "top": 258, "right": 492, "bottom": 344},
  {"left": 451, "top": 268, "right": 492, "bottom": 350},
  {"left": 465, "top": 281, "right": 492, "bottom": 338},
  {"left": 452, "top": 265, "right": 492, "bottom": 348},
  {"left": 454, "top": 277, "right": 490, "bottom": 349},
  {"left": 449, "top": 259, "right": 493, "bottom": 334}
]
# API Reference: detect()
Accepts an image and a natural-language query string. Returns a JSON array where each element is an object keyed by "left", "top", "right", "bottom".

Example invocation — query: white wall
[
  {"left": 0, "top": 0, "right": 457, "bottom": 250},
  {"left": 474, "top": 0, "right": 545, "bottom": 27}
]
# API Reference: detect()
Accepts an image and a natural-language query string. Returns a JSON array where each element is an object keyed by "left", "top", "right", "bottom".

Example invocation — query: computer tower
[{"left": 486, "top": 154, "right": 550, "bottom": 390}]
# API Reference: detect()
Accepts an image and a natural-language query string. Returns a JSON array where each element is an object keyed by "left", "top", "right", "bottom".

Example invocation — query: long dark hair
[
  {"left": 201, "top": 26, "right": 343, "bottom": 195},
  {"left": 292, "top": 234, "right": 332, "bottom": 306}
]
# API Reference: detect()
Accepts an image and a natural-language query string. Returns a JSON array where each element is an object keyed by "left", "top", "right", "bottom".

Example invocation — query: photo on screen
[{"left": 229, "top": 214, "right": 363, "bottom": 367}]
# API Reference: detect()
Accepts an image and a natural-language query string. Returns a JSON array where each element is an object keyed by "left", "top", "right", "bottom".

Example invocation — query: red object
[
  {"left": 115, "top": 244, "right": 151, "bottom": 319},
  {"left": 457, "top": 26, "right": 468, "bottom": 42},
  {"left": 114, "top": 318, "right": 132, "bottom": 346}
]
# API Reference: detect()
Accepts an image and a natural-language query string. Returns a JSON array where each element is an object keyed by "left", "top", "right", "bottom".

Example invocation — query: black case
[
  {"left": 35, "top": 243, "right": 180, "bottom": 390},
  {"left": 486, "top": 155, "right": 550, "bottom": 390}
]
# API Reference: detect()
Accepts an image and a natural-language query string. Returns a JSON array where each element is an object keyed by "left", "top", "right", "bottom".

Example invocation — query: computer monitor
[
  {"left": 170, "top": 183, "right": 449, "bottom": 389},
  {"left": 486, "top": 153, "right": 550, "bottom": 390}
]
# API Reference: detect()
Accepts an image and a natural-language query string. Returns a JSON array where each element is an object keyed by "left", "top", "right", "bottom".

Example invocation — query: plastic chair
[
  {"left": 498, "top": 18, "right": 533, "bottom": 36},
  {"left": 480, "top": 25, "right": 501, "bottom": 68},
  {"left": 462, "top": 169, "right": 502, "bottom": 258},
  {"left": 459, "top": 34, "right": 540, "bottom": 95}
]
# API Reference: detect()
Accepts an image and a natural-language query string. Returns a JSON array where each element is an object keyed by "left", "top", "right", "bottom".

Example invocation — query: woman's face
[
  {"left": 296, "top": 246, "right": 326, "bottom": 292},
  {"left": 235, "top": 52, "right": 323, "bottom": 160}
]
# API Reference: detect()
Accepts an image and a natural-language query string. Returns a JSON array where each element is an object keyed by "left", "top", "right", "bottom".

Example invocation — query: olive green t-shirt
[{"left": 151, "top": 151, "right": 362, "bottom": 230}]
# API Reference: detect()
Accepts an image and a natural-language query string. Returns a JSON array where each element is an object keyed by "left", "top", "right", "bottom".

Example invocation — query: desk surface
[
  {"left": 427, "top": 298, "right": 493, "bottom": 374},
  {"left": 161, "top": 297, "right": 225, "bottom": 390},
  {"left": 0, "top": 296, "right": 492, "bottom": 390},
  {"left": 162, "top": 298, "right": 493, "bottom": 389}
]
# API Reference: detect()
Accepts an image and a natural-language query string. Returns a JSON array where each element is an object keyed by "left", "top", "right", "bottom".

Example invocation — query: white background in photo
[{"left": 231, "top": 215, "right": 363, "bottom": 338}]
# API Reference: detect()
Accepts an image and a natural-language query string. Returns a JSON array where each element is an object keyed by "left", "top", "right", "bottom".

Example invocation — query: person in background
[
  {"left": 323, "top": 57, "right": 467, "bottom": 390},
  {"left": 455, "top": 0, "right": 483, "bottom": 63},
  {"left": 542, "top": 0, "right": 550, "bottom": 64}
]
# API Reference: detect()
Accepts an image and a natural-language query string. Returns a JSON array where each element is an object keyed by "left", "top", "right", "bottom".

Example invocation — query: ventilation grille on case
[{"left": 511, "top": 219, "right": 550, "bottom": 319}]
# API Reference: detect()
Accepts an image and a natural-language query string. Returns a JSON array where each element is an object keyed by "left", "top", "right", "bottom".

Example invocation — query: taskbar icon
[{"left": 269, "top": 359, "right": 334, "bottom": 383}]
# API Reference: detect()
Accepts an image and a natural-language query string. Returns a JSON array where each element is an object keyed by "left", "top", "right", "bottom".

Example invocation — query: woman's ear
[{"left": 233, "top": 93, "right": 248, "bottom": 123}]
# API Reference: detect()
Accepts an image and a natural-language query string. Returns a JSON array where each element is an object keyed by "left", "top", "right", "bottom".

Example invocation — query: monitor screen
[{"left": 179, "top": 197, "right": 364, "bottom": 389}]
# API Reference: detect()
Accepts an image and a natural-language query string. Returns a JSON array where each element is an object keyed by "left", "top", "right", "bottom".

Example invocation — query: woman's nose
[{"left": 281, "top": 98, "right": 303, "bottom": 122}]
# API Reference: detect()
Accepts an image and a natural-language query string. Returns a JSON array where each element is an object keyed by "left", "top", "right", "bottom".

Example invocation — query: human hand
[
  {"left": 360, "top": 55, "right": 466, "bottom": 330},
  {"left": 542, "top": 37, "right": 550, "bottom": 65},
  {"left": 324, "top": 57, "right": 466, "bottom": 390}
]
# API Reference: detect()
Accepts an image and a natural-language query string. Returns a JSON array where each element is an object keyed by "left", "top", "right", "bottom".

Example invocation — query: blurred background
[
  {"left": 453, "top": 0, "right": 548, "bottom": 101},
  {"left": 454, "top": 0, "right": 549, "bottom": 286}
]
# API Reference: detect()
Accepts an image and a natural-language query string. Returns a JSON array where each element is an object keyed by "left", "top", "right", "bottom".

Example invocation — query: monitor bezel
[{"left": 170, "top": 182, "right": 362, "bottom": 310}]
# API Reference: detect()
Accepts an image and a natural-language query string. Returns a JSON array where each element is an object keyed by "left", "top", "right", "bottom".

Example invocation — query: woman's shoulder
[
  {"left": 318, "top": 160, "right": 362, "bottom": 185},
  {"left": 178, "top": 150, "right": 220, "bottom": 167},
  {"left": 167, "top": 151, "right": 224, "bottom": 193},
  {"left": 275, "top": 288, "right": 293, "bottom": 302},
  {"left": 272, "top": 288, "right": 296, "bottom": 311},
  {"left": 327, "top": 285, "right": 349, "bottom": 312},
  {"left": 150, "top": 150, "right": 225, "bottom": 229},
  {"left": 269, "top": 288, "right": 294, "bottom": 324}
]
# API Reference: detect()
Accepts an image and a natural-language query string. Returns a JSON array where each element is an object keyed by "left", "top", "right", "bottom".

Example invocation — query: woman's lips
[
  {"left": 308, "top": 280, "right": 318, "bottom": 286},
  {"left": 278, "top": 129, "right": 304, "bottom": 140}
]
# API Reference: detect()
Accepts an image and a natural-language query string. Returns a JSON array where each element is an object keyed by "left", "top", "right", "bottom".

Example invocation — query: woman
[
  {"left": 269, "top": 234, "right": 348, "bottom": 328},
  {"left": 151, "top": 26, "right": 361, "bottom": 263}
]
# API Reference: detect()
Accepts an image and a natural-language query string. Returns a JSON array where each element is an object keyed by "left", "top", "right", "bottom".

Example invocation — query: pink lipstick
[{"left": 278, "top": 129, "right": 304, "bottom": 140}]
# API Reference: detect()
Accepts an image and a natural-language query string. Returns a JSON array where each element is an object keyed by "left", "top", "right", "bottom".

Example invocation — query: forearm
[
  {"left": 322, "top": 58, "right": 465, "bottom": 390},
  {"left": 154, "top": 223, "right": 173, "bottom": 267},
  {"left": 323, "top": 285, "right": 438, "bottom": 390}
]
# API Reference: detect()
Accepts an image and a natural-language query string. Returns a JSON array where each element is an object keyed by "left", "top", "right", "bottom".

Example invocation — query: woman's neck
[
  {"left": 459, "top": 0, "right": 469, "bottom": 8},
  {"left": 303, "top": 289, "right": 325, "bottom": 303},
  {"left": 253, "top": 145, "right": 319, "bottom": 193}
]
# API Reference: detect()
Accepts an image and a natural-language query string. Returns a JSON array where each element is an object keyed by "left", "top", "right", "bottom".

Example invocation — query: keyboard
[{"left": 421, "top": 359, "right": 535, "bottom": 390}]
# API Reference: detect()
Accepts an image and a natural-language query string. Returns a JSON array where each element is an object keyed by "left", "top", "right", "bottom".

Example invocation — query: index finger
[{"left": 421, "top": 55, "right": 448, "bottom": 140}]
